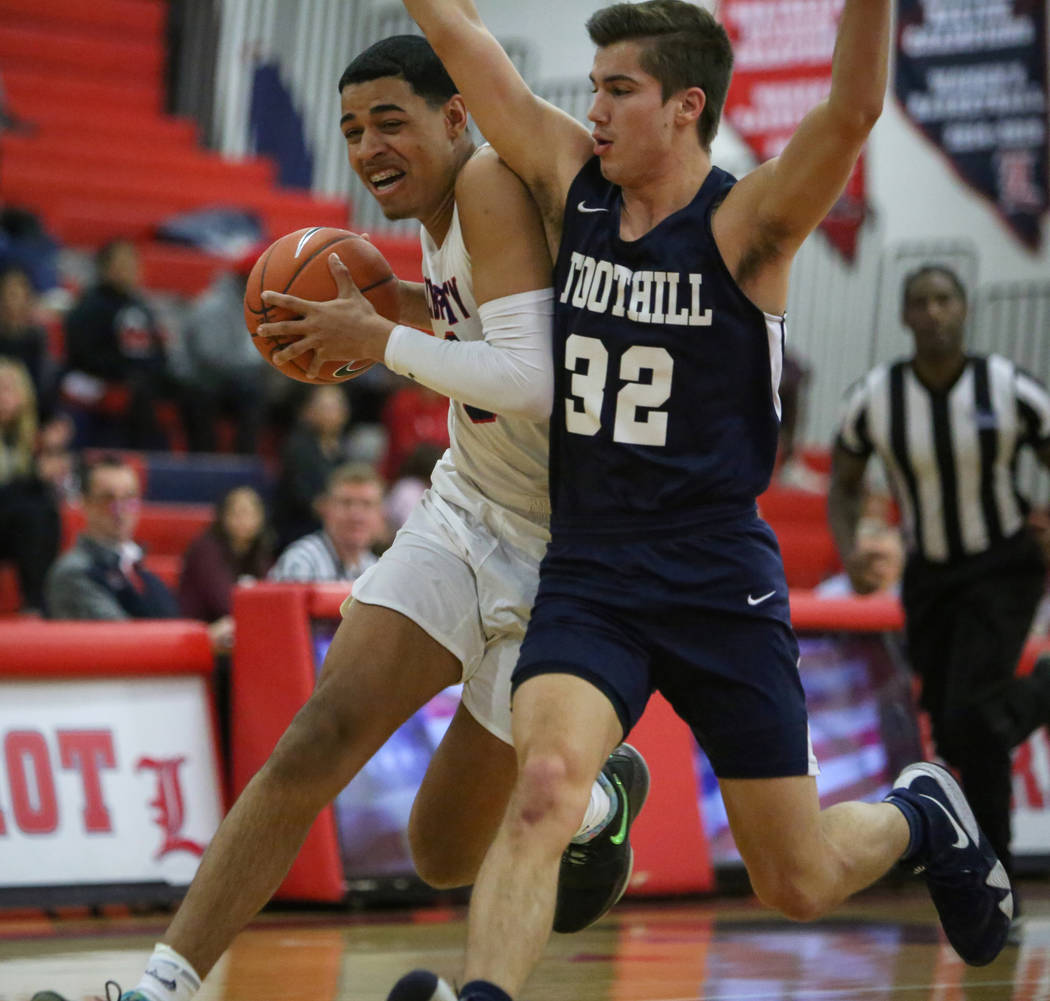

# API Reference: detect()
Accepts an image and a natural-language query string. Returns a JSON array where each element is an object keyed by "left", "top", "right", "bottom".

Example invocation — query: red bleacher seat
[
  {"left": 0, "top": 68, "right": 161, "bottom": 113},
  {"left": 0, "top": 26, "right": 163, "bottom": 84},
  {"left": 60, "top": 501, "right": 212, "bottom": 557},
  {"left": 0, "top": 0, "right": 165, "bottom": 39},
  {"left": 757, "top": 485, "right": 827, "bottom": 525},
  {"left": 143, "top": 554, "right": 182, "bottom": 591},
  {"left": 775, "top": 523, "right": 842, "bottom": 589}
]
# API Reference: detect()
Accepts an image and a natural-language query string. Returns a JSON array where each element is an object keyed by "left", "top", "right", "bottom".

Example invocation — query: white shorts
[{"left": 345, "top": 470, "right": 549, "bottom": 744}]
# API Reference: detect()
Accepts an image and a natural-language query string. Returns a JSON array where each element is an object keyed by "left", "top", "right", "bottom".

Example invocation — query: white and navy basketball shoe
[
  {"left": 552, "top": 743, "right": 650, "bottom": 934},
  {"left": 885, "top": 762, "right": 1013, "bottom": 966},
  {"left": 386, "top": 970, "right": 457, "bottom": 1001}
]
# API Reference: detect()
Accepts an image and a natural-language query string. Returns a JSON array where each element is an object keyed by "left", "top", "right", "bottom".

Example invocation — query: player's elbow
[
  {"left": 498, "top": 380, "right": 553, "bottom": 422},
  {"left": 830, "top": 97, "right": 883, "bottom": 141}
]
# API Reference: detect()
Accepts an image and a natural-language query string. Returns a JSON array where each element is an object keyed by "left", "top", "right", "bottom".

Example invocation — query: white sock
[
  {"left": 571, "top": 771, "right": 617, "bottom": 844},
  {"left": 133, "top": 944, "right": 202, "bottom": 1001}
]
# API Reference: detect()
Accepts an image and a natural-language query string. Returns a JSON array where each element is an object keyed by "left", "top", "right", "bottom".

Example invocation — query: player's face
[
  {"left": 587, "top": 42, "right": 680, "bottom": 187},
  {"left": 902, "top": 272, "right": 967, "bottom": 362},
  {"left": 340, "top": 77, "right": 460, "bottom": 223}
]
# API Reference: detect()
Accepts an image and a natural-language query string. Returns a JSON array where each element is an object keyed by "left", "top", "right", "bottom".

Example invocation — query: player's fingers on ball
[
  {"left": 272, "top": 339, "right": 311, "bottom": 365},
  {"left": 306, "top": 351, "right": 326, "bottom": 381},
  {"left": 328, "top": 253, "right": 359, "bottom": 296},
  {"left": 261, "top": 290, "right": 306, "bottom": 312},
  {"left": 256, "top": 320, "right": 303, "bottom": 339}
]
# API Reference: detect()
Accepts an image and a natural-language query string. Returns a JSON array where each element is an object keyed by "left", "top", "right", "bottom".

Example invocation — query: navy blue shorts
[{"left": 512, "top": 514, "right": 812, "bottom": 779}]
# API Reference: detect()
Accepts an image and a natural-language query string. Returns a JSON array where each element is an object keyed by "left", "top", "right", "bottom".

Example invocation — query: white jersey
[{"left": 420, "top": 204, "right": 550, "bottom": 522}]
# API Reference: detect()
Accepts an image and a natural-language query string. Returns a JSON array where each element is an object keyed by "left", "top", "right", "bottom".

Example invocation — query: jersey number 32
[{"left": 564, "top": 333, "right": 673, "bottom": 447}]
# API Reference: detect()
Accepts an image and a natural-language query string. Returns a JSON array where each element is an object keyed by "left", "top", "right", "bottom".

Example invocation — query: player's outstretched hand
[{"left": 257, "top": 254, "right": 396, "bottom": 380}]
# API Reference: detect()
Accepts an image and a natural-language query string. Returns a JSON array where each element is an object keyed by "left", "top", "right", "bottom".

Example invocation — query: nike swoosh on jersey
[
  {"left": 919, "top": 793, "right": 970, "bottom": 849},
  {"left": 577, "top": 201, "right": 609, "bottom": 213},
  {"left": 747, "top": 590, "right": 776, "bottom": 606}
]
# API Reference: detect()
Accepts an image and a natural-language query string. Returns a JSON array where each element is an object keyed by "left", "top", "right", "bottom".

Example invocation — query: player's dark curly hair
[
  {"left": 338, "top": 34, "right": 457, "bottom": 107},
  {"left": 901, "top": 264, "right": 967, "bottom": 310},
  {"left": 586, "top": 0, "right": 732, "bottom": 152}
]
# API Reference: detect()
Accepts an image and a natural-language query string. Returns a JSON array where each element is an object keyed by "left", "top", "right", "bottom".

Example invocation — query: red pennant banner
[{"left": 719, "top": 0, "right": 867, "bottom": 260}]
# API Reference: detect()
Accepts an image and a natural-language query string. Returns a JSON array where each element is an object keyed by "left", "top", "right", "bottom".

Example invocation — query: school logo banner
[
  {"left": 895, "top": 0, "right": 1048, "bottom": 251},
  {"left": 720, "top": 0, "right": 868, "bottom": 260}
]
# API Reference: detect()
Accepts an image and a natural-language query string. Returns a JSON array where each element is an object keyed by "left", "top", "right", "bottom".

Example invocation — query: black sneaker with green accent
[{"left": 552, "top": 743, "right": 650, "bottom": 934}]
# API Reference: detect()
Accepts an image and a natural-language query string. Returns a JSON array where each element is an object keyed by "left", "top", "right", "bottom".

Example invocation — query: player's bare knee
[
  {"left": 263, "top": 694, "right": 356, "bottom": 790},
  {"left": 406, "top": 814, "right": 478, "bottom": 889},
  {"left": 511, "top": 751, "right": 584, "bottom": 838},
  {"left": 750, "top": 868, "right": 830, "bottom": 922}
]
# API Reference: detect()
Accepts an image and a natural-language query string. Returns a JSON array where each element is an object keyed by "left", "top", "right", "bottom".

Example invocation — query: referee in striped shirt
[{"left": 828, "top": 264, "right": 1050, "bottom": 887}]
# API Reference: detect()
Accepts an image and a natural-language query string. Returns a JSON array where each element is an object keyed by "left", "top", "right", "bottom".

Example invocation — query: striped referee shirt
[
  {"left": 837, "top": 354, "right": 1050, "bottom": 563},
  {"left": 268, "top": 530, "right": 377, "bottom": 583}
]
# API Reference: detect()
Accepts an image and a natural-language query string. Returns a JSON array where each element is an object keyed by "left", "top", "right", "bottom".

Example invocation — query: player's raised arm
[
  {"left": 717, "top": 0, "right": 890, "bottom": 275},
  {"left": 402, "top": 0, "right": 590, "bottom": 204}
]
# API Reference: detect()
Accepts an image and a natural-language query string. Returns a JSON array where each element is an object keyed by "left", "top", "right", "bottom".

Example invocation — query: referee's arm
[
  {"left": 1027, "top": 440, "right": 1050, "bottom": 562},
  {"left": 827, "top": 443, "right": 881, "bottom": 595}
]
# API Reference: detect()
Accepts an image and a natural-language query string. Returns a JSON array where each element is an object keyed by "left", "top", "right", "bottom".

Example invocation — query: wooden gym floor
[{"left": 2, "top": 881, "right": 1049, "bottom": 1001}]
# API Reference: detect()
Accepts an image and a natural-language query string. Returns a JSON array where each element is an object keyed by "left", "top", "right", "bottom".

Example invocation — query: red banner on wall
[{"left": 719, "top": 0, "right": 868, "bottom": 260}]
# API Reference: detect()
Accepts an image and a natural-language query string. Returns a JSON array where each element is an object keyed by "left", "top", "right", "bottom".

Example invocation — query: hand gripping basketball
[{"left": 244, "top": 226, "right": 400, "bottom": 384}]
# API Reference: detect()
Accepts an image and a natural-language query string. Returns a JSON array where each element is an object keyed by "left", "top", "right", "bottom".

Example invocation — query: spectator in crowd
[
  {"left": 0, "top": 263, "right": 58, "bottom": 419},
  {"left": 61, "top": 240, "right": 178, "bottom": 450},
  {"left": 0, "top": 205, "right": 61, "bottom": 296},
  {"left": 380, "top": 379, "right": 450, "bottom": 483},
  {"left": 272, "top": 385, "right": 353, "bottom": 548},
  {"left": 268, "top": 462, "right": 385, "bottom": 583},
  {"left": 178, "top": 484, "right": 275, "bottom": 628},
  {"left": 179, "top": 483, "right": 275, "bottom": 766},
  {"left": 44, "top": 454, "right": 178, "bottom": 620},
  {"left": 175, "top": 254, "right": 271, "bottom": 454},
  {"left": 0, "top": 358, "right": 61, "bottom": 613},
  {"left": 829, "top": 263, "right": 1050, "bottom": 890}
]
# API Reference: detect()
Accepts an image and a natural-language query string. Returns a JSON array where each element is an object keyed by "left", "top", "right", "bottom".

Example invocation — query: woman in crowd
[{"left": 0, "top": 357, "right": 62, "bottom": 613}]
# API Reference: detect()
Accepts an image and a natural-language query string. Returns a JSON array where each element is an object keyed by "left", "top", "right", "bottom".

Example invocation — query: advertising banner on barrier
[
  {"left": 0, "top": 677, "right": 223, "bottom": 889},
  {"left": 720, "top": 0, "right": 869, "bottom": 260},
  {"left": 895, "top": 0, "right": 1049, "bottom": 250}
]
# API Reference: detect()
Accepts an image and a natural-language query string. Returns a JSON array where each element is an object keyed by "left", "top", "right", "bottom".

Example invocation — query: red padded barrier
[
  {"left": 232, "top": 584, "right": 345, "bottom": 902},
  {"left": 0, "top": 619, "right": 213, "bottom": 677}
]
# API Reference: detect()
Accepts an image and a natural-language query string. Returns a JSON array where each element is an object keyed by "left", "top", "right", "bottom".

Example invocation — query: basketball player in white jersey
[{"left": 28, "top": 35, "right": 648, "bottom": 1001}]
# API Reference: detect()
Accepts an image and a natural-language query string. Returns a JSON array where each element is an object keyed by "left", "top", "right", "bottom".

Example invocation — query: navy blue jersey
[{"left": 550, "top": 157, "right": 785, "bottom": 536}]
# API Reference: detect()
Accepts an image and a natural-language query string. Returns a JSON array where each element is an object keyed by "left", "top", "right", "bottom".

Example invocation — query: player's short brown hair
[{"left": 586, "top": 0, "right": 733, "bottom": 152}]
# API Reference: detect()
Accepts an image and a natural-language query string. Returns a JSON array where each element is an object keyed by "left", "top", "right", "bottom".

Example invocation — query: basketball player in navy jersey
[{"left": 384, "top": 2, "right": 1014, "bottom": 997}]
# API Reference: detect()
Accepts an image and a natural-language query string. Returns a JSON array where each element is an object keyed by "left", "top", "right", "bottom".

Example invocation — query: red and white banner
[
  {"left": 720, "top": 0, "right": 868, "bottom": 259},
  {"left": 0, "top": 677, "right": 223, "bottom": 888}
]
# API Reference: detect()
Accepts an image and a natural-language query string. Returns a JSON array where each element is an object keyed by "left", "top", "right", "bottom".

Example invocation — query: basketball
[{"left": 243, "top": 226, "right": 400, "bottom": 383}]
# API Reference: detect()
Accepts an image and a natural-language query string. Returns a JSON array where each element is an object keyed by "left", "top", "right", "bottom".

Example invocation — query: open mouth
[
  {"left": 368, "top": 168, "right": 405, "bottom": 192},
  {"left": 592, "top": 136, "right": 612, "bottom": 156}
]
